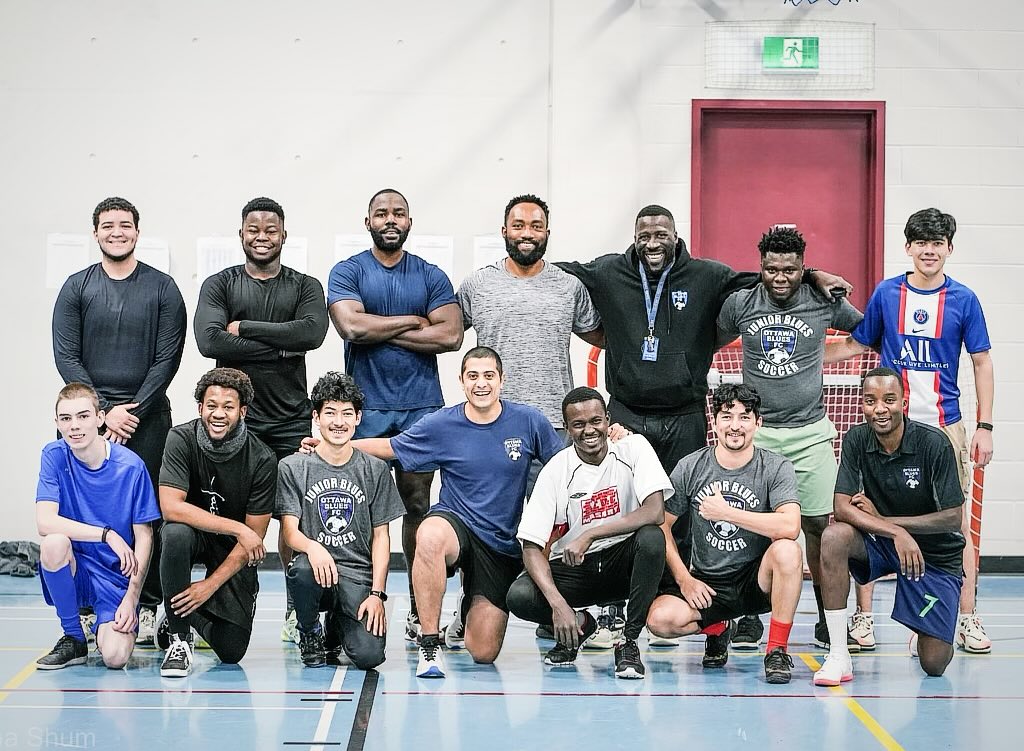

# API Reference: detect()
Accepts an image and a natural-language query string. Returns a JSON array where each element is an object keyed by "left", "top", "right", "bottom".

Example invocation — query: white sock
[{"left": 825, "top": 608, "right": 850, "bottom": 660}]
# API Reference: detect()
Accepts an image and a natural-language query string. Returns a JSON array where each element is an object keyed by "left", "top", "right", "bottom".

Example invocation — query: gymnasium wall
[{"left": 2, "top": 1, "right": 1022, "bottom": 557}]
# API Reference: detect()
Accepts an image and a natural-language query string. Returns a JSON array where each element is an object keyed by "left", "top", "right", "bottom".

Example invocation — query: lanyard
[{"left": 639, "top": 260, "right": 673, "bottom": 340}]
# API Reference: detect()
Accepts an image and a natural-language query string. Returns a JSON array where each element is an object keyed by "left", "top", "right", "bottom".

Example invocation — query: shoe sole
[
  {"left": 765, "top": 673, "right": 792, "bottom": 685},
  {"left": 582, "top": 641, "right": 614, "bottom": 651},
  {"left": 647, "top": 639, "right": 679, "bottom": 648},
  {"left": 702, "top": 657, "right": 729, "bottom": 669},
  {"left": 302, "top": 660, "right": 327, "bottom": 668},
  {"left": 958, "top": 642, "right": 992, "bottom": 654},
  {"left": 36, "top": 656, "right": 87, "bottom": 670},
  {"left": 813, "top": 673, "right": 853, "bottom": 687},
  {"left": 731, "top": 641, "right": 760, "bottom": 651},
  {"left": 543, "top": 660, "right": 577, "bottom": 668},
  {"left": 615, "top": 668, "right": 644, "bottom": 679},
  {"left": 160, "top": 668, "right": 191, "bottom": 678},
  {"left": 416, "top": 667, "right": 445, "bottom": 678}
]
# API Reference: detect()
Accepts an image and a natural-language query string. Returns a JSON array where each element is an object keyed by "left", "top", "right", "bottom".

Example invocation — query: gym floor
[{"left": 0, "top": 573, "right": 1019, "bottom": 750}]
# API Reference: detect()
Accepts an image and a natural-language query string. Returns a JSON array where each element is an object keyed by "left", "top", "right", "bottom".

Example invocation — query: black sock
[{"left": 813, "top": 585, "right": 826, "bottom": 624}]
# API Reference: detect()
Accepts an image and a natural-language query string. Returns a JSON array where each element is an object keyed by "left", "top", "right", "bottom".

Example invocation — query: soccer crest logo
[
  {"left": 761, "top": 326, "right": 798, "bottom": 365},
  {"left": 914, "top": 309, "right": 929, "bottom": 325},
  {"left": 709, "top": 494, "right": 746, "bottom": 540},
  {"left": 671, "top": 290, "right": 688, "bottom": 310},
  {"left": 318, "top": 490, "right": 356, "bottom": 535},
  {"left": 504, "top": 438, "right": 523, "bottom": 461}
]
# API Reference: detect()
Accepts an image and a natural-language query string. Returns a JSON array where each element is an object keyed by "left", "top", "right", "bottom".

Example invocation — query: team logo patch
[
  {"left": 903, "top": 467, "right": 921, "bottom": 489},
  {"left": 709, "top": 493, "right": 746, "bottom": 540},
  {"left": 761, "top": 326, "right": 798, "bottom": 365},
  {"left": 914, "top": 309, "right": 929, "bottom": 325},
  {"left": 504, "top": 438, "right": 523, "bottom": 461},
  {"left": 581, "top": 487, "right": 621, "bottom": 524},
  {"left": 318, "top": 491, "right": 356, "bottom": 534},
  {"left": 671, "top": 290, "right": 688, "bottom": 310}
]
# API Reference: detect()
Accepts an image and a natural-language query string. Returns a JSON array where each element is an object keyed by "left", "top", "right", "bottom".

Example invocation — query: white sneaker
[
  {"left": 813, "top": 653, "right": 854, "bottom": 686},
  {"left": 80, "top": 612, "right": 96, "bottom": 644},
  {"left": 909, "top": 633, "right": 919, "bottom": 658},
  {"left": 405, "top": 611, "right": 422, "bottom": 644},
  {"left": 956, "top": 612, "right": 992, "bottom": 654},
  {"left": 416, "top": 641, "right": 446, "bottom": 678},
  {"left": 443, "top": 592, "right": 465, "bottom": 650},
  {"left": 160, "top": 634, "right": 194, "bottom": 678},
  {"left": 585, "top": 605, "right": 624, "bottom": 651},
  {"left": 136, "top": 608, "right": 156, "bottom": 646},
  {"left": 281, "top": 610, "right": 300, "bottom": 645},
  {"left": 647, "top": 630, "right": 680, "bottom": 648},
  {"left": 848, "top": 611, "right": 876, "bottom": 651}
]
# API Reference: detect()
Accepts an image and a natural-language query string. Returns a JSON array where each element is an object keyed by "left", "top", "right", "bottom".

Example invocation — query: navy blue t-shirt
[
  {"left": 327, "top": 250, "right": 456, "bottom": 411},
  {"left": 390, "top": 400, "right": 563, "bottom": 557}
]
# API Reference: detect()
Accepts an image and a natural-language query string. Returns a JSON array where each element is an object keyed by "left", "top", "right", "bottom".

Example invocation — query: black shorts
[
  {"left": 659, "top": 558, "right": 771, "bottom": 626},
  {"left": 430, "top": 510, "right": 522, "bottom": 612}
]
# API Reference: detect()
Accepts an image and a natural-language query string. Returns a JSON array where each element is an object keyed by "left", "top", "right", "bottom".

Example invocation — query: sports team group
[{"left": 36, "top": 190, "right": 994, "bottom": 688}]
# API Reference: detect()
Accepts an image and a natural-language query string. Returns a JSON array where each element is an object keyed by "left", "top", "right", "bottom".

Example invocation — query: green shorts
[{"left": 755, "top": 416, "right": 838, "bottom": 518}]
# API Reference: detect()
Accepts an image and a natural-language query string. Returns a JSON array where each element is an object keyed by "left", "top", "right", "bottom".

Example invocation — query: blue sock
[{"left": 41, "top": 563, "right": 86, "bottom": 641}]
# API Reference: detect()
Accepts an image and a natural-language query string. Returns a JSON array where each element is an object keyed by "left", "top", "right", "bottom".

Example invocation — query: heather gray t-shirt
[
  {"left": 718, "top": 285, "right": 863, "bottom": 428},
  {"left": 276, "top": 449, "right": 405, "bottom": 585},
  {"left": 667, "top": 446, "right": 799, "bottom": 579},
  {"left": 457, "top": 260, "right": 601, "bottom": 428}
]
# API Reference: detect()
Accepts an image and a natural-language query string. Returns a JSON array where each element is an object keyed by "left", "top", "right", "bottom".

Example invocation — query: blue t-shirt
[
  {"left": 390, "top": 400, "right": 563, "bottom": 557},
  {"left": 36, "top": 440, "right": 161, "bottom": 592},
  {"left": 327, "top": 250, "right": 456, "bottom": 411},
  {"left": 852, "top": 273, "right": 990, "bottom": 426}
]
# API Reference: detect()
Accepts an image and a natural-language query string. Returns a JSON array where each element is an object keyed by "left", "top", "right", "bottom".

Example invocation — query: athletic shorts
[
  {"left": 940, "top": 421, "right": 970, "bottom": 499},
  {"left": 850, "top": 533, "right": 962, "bottom": 644},
  {"left": 755, "top": 416, "right": 838, "bottom": 517},
  {"left": 250, "top": 419, "right": 312, "bottom": 461},
  {"left": 356, "top": 406, "right": 439, "bottom": 472},
  {"left": 42, "top": 555, "right": 130, "bottom": 630},
  {"left": 429, "top": 510, "right": 523, "bottom": 612},
  {"left": 658, "top": 558, "right": 771, "bottom": 626}
]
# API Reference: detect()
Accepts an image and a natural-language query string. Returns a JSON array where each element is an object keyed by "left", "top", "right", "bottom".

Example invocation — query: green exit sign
[{"left": 763, "top": 36, "right": 820, "bottom": 69}]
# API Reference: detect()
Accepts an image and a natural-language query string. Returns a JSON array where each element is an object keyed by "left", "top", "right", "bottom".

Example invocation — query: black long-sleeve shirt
[
  {"left": 52, "top": 262, "right": 187, "bottom": 416},
  {"left": 194, "top": 265, "right": 329, "bottom": 428}
]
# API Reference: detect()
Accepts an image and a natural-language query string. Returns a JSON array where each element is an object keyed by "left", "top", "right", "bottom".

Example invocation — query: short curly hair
[
  {"left": 92, "top": 197, "right": 139, "bottom": 230},
  {"left": 310, "top": 372, "right": 364, "bottom": 414},
  {"left": 194, "top": 368, "right": 255, "bottom": 406},
  {"left": 758, "top": 226, "right": 805, "bottom": 259}
]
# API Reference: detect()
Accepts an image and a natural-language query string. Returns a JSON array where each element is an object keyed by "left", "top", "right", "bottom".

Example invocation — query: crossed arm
[{"left": 329, "top": 300, "right": 463, "bottom": 354}]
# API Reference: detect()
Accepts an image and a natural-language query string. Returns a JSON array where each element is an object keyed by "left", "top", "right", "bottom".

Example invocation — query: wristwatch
[
  {"left": 369, "top": 590, "right": 388, "bottom": 601},
  {"left": 977, "top": 422, "right": 993, "bottom": 431}
]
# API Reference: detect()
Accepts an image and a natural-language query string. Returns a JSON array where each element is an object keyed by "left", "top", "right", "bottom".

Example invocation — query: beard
[
  {"left": 505, "top": 235, "right": 548, "bottom": 267},
  {"left": 99, "top": 243, "right": 136, "bottom": 263},
  {"left": 369, "top": 225, "right": 410, "bottom": 253},
  {"left": 242, "top": 245, "right": 282, "bottom": 268}
]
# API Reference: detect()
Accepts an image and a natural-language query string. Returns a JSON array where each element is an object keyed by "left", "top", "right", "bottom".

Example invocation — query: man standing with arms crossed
[
  {"left": 826, "top": 208, "right": 994, "bottom": 654},
  {"left": 53, "top": 196, "right": 187, "bottom": 646},
  {"left": 327, "top": 188, "right": 464, "bottom": 643},
  {"left": 195, "top": 197, "right": 329, "bottom": 643}
]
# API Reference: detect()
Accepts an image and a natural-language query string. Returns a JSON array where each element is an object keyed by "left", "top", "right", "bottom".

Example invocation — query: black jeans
[{"left": 506, "top": 525, "right": 665, "bottom": 641}]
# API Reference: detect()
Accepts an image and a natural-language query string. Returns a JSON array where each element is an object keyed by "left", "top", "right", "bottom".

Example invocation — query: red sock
[
  {"left": 766, "top": 619, "right": 793, "bottom": 653},
  {"left": 699, "top": 621, "right": 727, "bottom": 637}
]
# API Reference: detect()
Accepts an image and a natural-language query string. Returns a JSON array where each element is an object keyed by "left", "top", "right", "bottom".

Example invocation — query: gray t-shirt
[
  {"left": 718, "top": 285, "right": 863, "bottom": 427},
  {"left": 457, "top": 260, "right": 601, "bottom": 427},
  {"left": 276, "top": 449, "right": 405, "bottom": 586},
  {"left": 667, "top": 446, "right": 799, "bottom": 578}
]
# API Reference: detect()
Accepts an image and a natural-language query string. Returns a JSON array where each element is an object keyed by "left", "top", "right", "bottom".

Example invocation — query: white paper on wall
[
  {"left": 407, "top": 234, "right": 455, "bottom": 279},
  {"left": 196, "top": 237, "right": 243, "bottom": 285},
  {"left": 46, "top": 234, "right": 91, "bottom": 289},
  {"left": 472, "top": 235, "right": 506, "bottom": 271},
  {"left": 281, "top": 236, "right": 308, "bottom": 273},
  {"left": 334, "top": 234, "right": 368, "bottom": 264},
  {"left": 135, "top": 237, "right": 170, "bottom": 273}
]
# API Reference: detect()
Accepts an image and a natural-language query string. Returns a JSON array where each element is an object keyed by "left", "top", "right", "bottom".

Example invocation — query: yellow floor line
[
  {"left": 0, "top": 651, "right": 46, "bottom": 704},
  {"left": 799, "top": 653, "right": 904, "bottom": 751}
]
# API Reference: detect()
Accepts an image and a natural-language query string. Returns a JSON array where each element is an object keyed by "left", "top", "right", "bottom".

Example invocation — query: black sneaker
[
  {"left": 812, "top": 621, "right": 862, "bottom": 654},
  {"left": 535, "top": 623, "right": 555, "bottom": 641},
  {"left": 613, "top": 638, "right": 645, "bottom": 679},
  {"left": 764, "top": 647, "right": 794, "bottom": 684},
  {"left": 36, "top": 635, "right": 88, "bottom": 670},
  {"left": 702, "top": 620, "right": 735, "bottom": 668},
  {"left": 299, "top": 624, "right": 327, "bottom": 668},
  {"left": 155, "top": 613, "right": 171, "bottom": 651},
  {"left": 543, "top": 611, "right": 598, "bottom": 667},
  {"left": 731, "top": 615, "right": 764, "bottom": 650},
  {"left": 160, "top": 633, "right": 194, "bottom": 678},
  {"left": 325, "top": 610, "right": 343, "bottom": 666}
]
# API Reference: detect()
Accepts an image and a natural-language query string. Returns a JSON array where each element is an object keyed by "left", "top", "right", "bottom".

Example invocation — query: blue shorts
[
  {"left": 850, "top": 534, "right": 962, "bottom": 644},
  {"left": 356, "top": 407, "right": 438, "bottom": 471},
  {"left": 41, "top": 555, "right": 130, "bottom": 631}
]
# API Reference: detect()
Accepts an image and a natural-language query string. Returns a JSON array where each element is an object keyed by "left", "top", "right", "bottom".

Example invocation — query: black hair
[
  {"left": 862, "top": 366, "right": 904, "bottom": 394},
  {"left": 758, "top": 226, "right": 806, "bottom": 259},
  {"left": 635, "top": 204, "right": 674, "bottom": 224},
  {"left": 503, "top": 194, "right": 549, "bottom": 224},
  {"left": 561, "top": 387, "right": 607, "bottom": 420},
  {"left": 904, "top": 208, "right": 956, "bottom": 244},
  {"left": 242, "top": 197, "right": 285, "bottom": 222},
  {"left": 712, "top": 383, "right": 761, "bottom": 419},
  {"left": 368, "top": 188, "right": 410, "bottom": 213},
  {"left": 92, "top": 197, "right": 139, "bottom": 230},
  {"left": 310, "top": 371, "right": 364, "bottom": 414},
  {"left": 461, "top": 345, "right": 503, "bottom": 376},
  {"left": 194, "top": 367, "right": 255, "bottom": 406}
]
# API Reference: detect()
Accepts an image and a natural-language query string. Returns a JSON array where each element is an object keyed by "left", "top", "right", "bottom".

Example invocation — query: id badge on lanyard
[{"left": 640, "top": 261, "right": 672, "bottom": 363}]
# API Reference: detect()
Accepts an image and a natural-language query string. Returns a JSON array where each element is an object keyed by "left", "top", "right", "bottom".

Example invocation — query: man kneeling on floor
[
  {"left": 35, "top": 383, "right": 160, "bottom": 670},
  {"left": 646, "top": 383, "right": 803, "bottom": 684},
  {"left": 508, "top": 387, "right": 670, "bottom": 679},
  {"left": 277, "top": 372, "right": 404, "bottom": 669},
  {"left": 814, "top": 367, "right": 966, "bottom": 685},
  {"left": 157, "top": 368, "right": 277, "bottom": 677}
]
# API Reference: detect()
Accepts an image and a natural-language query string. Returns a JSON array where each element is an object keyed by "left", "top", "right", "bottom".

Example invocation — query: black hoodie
[{"left": 558, "top": 241, "right": 758, "bottom": 414}]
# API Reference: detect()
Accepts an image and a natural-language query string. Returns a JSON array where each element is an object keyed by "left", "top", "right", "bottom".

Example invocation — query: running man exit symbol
[{"left": 763, "top": 37, "right": 820, "bottom": 70}]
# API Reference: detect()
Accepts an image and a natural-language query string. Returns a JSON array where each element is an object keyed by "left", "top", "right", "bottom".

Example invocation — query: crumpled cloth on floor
[{"left": 0, "top": 540, "right": 40, "bottom": 577}]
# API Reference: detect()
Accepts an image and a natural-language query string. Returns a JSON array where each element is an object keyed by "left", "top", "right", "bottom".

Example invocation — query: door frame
[{"left": 690, "top": 99, "right": 886, "bottom": 286}]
